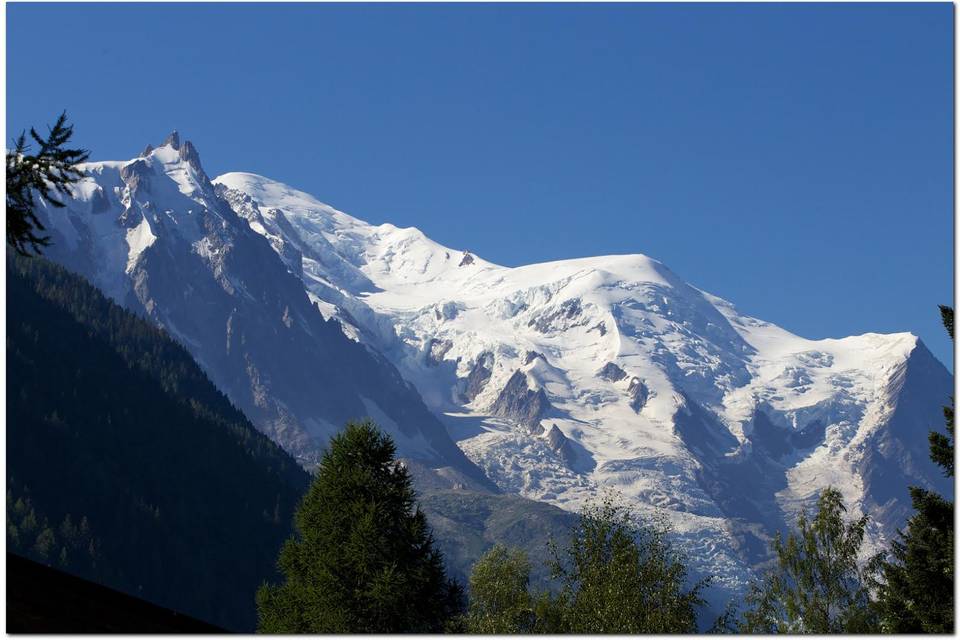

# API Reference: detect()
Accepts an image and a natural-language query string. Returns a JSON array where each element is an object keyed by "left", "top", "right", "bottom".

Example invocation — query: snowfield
[{"left": 215, "top": 170, "right": 951, "bottom": 600}]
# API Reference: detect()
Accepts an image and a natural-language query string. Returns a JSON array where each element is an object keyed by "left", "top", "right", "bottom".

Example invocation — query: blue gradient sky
[{"left": 8, "top": 3, "right": 954, "bottom": 367}]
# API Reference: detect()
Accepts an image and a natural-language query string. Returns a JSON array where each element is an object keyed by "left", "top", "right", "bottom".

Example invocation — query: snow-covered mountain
[
  {"left": 31, "top": 133, "right": 490, "bottom": 488},
  {"left": 214, "top": 170, "right": 953, "bottom": 598},
  {"left": 34, "top": 135, "right": 952, "bottom": 604}
]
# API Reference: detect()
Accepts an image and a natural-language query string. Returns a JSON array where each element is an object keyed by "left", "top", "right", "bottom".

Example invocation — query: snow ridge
[{"left": 214, "top": 171, "right": 951, "bottom": 603}]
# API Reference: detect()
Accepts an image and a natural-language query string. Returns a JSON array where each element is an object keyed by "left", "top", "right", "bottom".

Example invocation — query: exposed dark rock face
[
  {"left": 598, "top": 362, "right": 627, "bottom": 382},
  {"left": 490, "top": 370, "right": 551, "bottom": 433},
  {"left": 546, "top": 424, "right": 577, "bottom": 466},
  {"left": 461, "top": 352, "right": 494, "bottom": 403},
  {"left": 426, "top": 338, "right": 453, "bottom": 366},
  {"left": 219, "top": 188, "right": 306, "bottom": 281},
  {"left": 589, "top": 321, "right": 607, "bottom": 336},
  {"left": 178, "top": 141, "right": 207, "bottom": 179},
  {"left": 162, "top": 130, "right": 180, "bottom": 149},
  {"left": 628, "top": 377, "right": 649, "bottom": 412},
  {"left": 434, "top": 301, "right": 459, "bottom": 321},
  {"left": 523, "top": 350, "right": 547, "bottom": 365},
  {"left": 527, "top": 297, "right": 586, "bottom": 333},
  {"left": 119, "top": 159, "right": 149, "bottom": 192},
  {"left": 267, "top": 209, "right": 306, "bottom": 279},
  {"left": 560, "top": 298, "right": 581, "bottom": 318},
  {"left": 458, "top": 251, "right": 475, "bottom": 266}
]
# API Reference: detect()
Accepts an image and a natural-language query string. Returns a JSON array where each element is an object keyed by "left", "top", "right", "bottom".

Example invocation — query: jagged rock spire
[
  {"left": 140, "top": 144, "right": 154, "bottom": 157},
  {"left": 162, "top": 131, "right": 181, "bottom": 149},
  {"left": 178, "top": 139, "right": 209, "bottom": 182},
  {"left": 179, "top": 140, "right": 201, "bottom": 167}
]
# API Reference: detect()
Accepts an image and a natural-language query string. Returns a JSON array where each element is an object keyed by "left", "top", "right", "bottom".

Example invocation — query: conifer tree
[
  {"left": 929, "top": 305, "right": 954, "bottom": 476},
  {"left": 256, "top": 420, "right": 464, "bottom": 633},
  {"left": 872, "top": 305, "right": 954, "bottom": 633},
  {"left": 740, "top": 487, "right": 879, "bottom": 633},
  {"left": 6, "top": 112, "right": 88, "bottom": 255}
]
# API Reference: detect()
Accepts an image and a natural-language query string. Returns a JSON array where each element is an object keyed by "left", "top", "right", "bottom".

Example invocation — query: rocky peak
[
  {"left": 120, "top": 158, "right": 151, "bottom": 192},
  {"left": 627, "top": 377, "right": 649, "bottom": 412},
  {"left": 545, "top": 423, "right": 566, "bottom": 450},
  {"left": 598, "top": 362, "right": 627, "bottom": 382},
  {"left": 523, "top": 350, "right": 548, "bottom": 366},
  {"left": 162, "top": 131, "right": 181, "bottom": 149},
  {"left": 178, "top": 140, "right": 208, "bottom": 180},
  {"left": 490, "top": 369, "right": 551, "bottom": 434},
  {"left": 461, "top": 352, "right": 494, "bottom": 404},
  {"left": 179, "top": 140, "right": 200, "bottom": 164},
  {"left": 545, "top": 424, "right": 578, "bottom": 467}
]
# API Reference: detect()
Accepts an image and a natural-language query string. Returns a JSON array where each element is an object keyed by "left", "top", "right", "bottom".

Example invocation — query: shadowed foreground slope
[{"left": 6, "top": 553, "right": 226, "bottom": 633}]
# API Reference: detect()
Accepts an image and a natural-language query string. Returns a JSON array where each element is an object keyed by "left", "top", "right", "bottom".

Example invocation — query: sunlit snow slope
[{"left": 216, "top": 171, "right": 953, "bottom": 597}]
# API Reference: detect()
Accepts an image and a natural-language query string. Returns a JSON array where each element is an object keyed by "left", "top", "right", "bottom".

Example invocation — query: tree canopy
[
  {"left": 256, "top": 420, "right": 464, "bottom": 633},
  {"left": 466, "top": 545, "right": 536, "bottom": 633},
  {"left": 465, "top": 496, "right": 706, "bottom": 634},
  {"left": 740, "top": 487, "right": 879, "bottom": 633}
]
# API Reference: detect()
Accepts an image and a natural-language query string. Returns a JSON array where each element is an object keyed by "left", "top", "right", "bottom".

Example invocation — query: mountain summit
[{"left": 33, "top": 134, "right": 490, "bottom": 488}]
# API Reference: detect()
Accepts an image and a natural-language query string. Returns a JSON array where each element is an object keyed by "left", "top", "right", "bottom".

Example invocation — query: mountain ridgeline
[
  {"left": 34, "top": 132, "right": 489, "bottom": 487},
  {"left": 7, "top": 255, "right": 310, "bottom": 631}
]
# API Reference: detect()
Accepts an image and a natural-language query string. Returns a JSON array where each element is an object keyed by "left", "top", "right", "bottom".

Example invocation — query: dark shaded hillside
[
  {"left": 6, "top": 255, "right": 311, "bottom": 631},
  {"left": 6, "top": 552, "right": 226, "bottom": 633}
]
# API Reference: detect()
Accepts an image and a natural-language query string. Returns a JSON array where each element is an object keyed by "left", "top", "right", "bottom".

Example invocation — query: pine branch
[
  {"left": 939, "top": 305, "right": 954, "bottom": 341},
  {"left": 6, "top": 111, "right": 89, "bottom": 255}
]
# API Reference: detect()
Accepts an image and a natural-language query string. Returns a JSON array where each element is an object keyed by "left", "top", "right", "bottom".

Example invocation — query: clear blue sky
[{"left": 8, "top": 3, "right": 954, "bottom": 367}]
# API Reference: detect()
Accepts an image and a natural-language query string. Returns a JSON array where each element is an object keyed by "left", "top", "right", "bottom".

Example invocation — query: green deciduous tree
[
  {"left": 740, "top": 487, "right": 879, "bottom": 633},
  {"left": 464, "top": 498, "right": 705, "bottom": 634},
  {"left": 466, "top": 545, "right": 536, "bottom": 633},
  {"left": 547, "top": 497, "right": 705, "bottom": 633},
  {"left": 871, "top": 305, "right": 954, "bottom": 633},
  {"left": 256, "top": 420, "right": 464, "bottom": 633},
  {"left": 6, "top": 112, "right": 88, "bottom": 255}
]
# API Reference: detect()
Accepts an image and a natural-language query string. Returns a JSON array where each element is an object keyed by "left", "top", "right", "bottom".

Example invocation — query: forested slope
[{"left": 7, "top": 255, "right": 311, "bottom": 631}]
